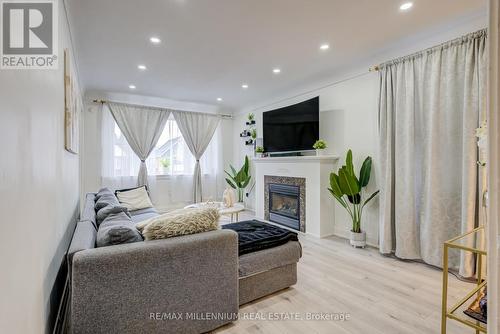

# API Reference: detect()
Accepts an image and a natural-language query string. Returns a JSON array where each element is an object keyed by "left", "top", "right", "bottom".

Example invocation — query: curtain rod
[
  {"left": 92, "top": 99, "right": 233, "bottom": 119},
  {"left": 369, "top": 29, "right": 486, "bottom": 73}
]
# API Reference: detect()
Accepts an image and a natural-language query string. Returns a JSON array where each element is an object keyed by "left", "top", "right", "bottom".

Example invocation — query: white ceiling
[{"left": 67, "top": 0, "right": 485, "bottom": 111}]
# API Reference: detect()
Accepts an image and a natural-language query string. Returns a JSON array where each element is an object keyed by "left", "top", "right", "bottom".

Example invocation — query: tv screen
[{"left": 263, "top": 97, "right": 319, "bottom": 153}]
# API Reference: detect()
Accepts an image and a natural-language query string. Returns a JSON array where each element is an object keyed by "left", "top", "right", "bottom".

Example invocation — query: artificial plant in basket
[{"left": 328, "top": 149, "right": 379, "bottom": 247}]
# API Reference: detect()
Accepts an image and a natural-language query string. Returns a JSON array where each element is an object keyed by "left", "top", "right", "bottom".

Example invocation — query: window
[
  {"left": 144, "top": 120, "right": 187, "bottom": 175},
  {"left": 107, "top": 113, "right": 219, "bottom": 177}
]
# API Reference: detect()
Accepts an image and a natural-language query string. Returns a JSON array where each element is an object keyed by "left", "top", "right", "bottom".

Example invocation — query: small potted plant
[
  {"left": 251, "top": 128, "right": 257, "bottom": 139},
  {"left": 313, "top": 139, "right": 327, "bottom": 156},
  {"left": 328, "top": 149, "right": 379, "bottom": 248},
  {"left": 255, "top": 146, "right": 264, "bottom": 158},
  {"left": 159, "top": 158, "right": 170, "bottom": 173},
  {"left": 247, "top": 113, "right": 256, "bottom": 125}
]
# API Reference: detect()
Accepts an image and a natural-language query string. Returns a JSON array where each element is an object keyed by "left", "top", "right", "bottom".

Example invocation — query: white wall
[
  {"left": 233, "top": 74, "right": 379, "bottom": 244},
  {"left": 0, "top": 2, "right": 81, "bottom": 333},
  {"left": 81, "top": 91, "right": 234, "bottom": 210},
  {"left": 233, "top": 14, "right": 487, "bottom": 246}
]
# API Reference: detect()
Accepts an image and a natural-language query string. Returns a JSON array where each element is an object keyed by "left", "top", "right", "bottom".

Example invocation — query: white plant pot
[
  {"left": 255, "top": 153, "right": 263, "bottom": 158},
  {"left": 316, "top": 149, "right": 326, "bottom": 156},
  {"left": 349, "top": 230, "right": 366, "bottom": 248}
]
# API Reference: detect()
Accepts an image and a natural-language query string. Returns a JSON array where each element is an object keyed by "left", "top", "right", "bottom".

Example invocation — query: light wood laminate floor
[{"left": 215, "top": 211, "right": 475, "bottom": 334}]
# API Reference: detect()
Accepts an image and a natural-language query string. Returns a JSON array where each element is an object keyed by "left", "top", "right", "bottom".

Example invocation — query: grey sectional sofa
[{"left": 68, "top": 192, "right": 301, "bottom": 334}]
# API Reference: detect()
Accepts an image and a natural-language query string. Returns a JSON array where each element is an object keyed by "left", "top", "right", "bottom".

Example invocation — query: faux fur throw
[
  {"left": 136, "top": 207, "right": 191, "bottom": 232},
  {"left": 138, "top": 207, "right": 220, "bottom": 241}
]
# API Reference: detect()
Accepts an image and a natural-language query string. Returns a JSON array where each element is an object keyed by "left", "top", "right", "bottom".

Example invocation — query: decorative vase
[
  {"left": 349, "top": 230, "right": 366, "bottom": 248},
  {"left": 316, "top": 149, "right": 326, "bottom": 156},
  {"left": 223, "top": 188, "right": 236, "bottom": 207}
]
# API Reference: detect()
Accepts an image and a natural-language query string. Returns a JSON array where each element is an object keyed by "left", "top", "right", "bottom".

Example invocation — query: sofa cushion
[
  {"left": 96, "top": 205, "right": 130, "bottom": 226},
  {"left": 140, "top": 207, "right": 219, "bottom": 241},
  {"left": 238, "top": 241, "right": 302, "bottom": 277},
  {"left": 96, "top": 187, "right": 114, "bottom": 200},
  {"left": 97, "top": 212, "right": 143, "bottom": 247},
  {"left": 129, "top": 207, "right": 159, "bottom": 224},
  {"left": 115, "top": 186, "right": 153, "bottom": 211},
  {"left": 95, "top": 194, "right": 120, "bottom": 211},
  {"left": 67, "top": 220, "right": 96, "bottom": 270},
  {"left": 81, "top": 193, "right": 97, "bottom": 229}
]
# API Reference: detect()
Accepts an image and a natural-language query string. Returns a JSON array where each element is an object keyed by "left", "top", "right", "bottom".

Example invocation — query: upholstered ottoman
[
  {"left": 222, "top": 220, "right": 302, "bottom": 305},
  {"left": 238, "top": 241, "right": 301, "bottom": 305}
]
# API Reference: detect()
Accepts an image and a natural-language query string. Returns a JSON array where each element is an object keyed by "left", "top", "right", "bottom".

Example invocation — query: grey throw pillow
[
  {"left": 97, "top": 212, "right": 143, "bottom": 247},
  {"left": 96, "top": 187, "right": 114, "bottom": 200},
  {"left": 96, "top": 205, "right": 130, "bottom": 226},
  {"left": 95, "top": 194, "right": 120, "bottom": 211}
]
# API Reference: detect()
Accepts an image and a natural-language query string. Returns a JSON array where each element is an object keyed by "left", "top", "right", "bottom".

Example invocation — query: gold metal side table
[{"left": 441, "top": 226, "right": 487, "bottom": 334}]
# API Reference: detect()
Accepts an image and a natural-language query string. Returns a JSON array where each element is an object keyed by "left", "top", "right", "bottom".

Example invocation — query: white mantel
[
  {"left": 253, "top": 155, "right": 339, "bottom": 238},
  {"left": 253, "top": 155, "right": 339, "bottom": 163}
]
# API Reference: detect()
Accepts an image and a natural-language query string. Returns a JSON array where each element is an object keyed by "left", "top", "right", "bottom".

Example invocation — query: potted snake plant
[{"left": 328, "top": 149, "right": 379, "bottom": 248}]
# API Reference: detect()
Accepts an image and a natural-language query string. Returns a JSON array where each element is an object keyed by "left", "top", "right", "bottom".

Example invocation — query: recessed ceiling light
[
  {"left": 399, "top": 2, "right": 413, "bottom": 11},
  {"left": 217, "top": 97, "right": 223, "bottom": 102},
  {"left": 241, "top": 84, "right": 249, "bottom": 89},
  {"left": 320, "top": 43, "right": 330, "bottom": 50},
  {"left": 137, "top": 64, "right": 147, "bottom": 70},
  {"left": 128, "top": 84, "right": 136, "bottom": 89},
  {"left": 273, "top": 68, "right": 281, "bottom": 74},
  {"left": 149, "top": 37, "right": 161, "bottom": 44}
]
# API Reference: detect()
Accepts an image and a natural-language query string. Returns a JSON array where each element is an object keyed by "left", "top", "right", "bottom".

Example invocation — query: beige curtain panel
[
  {"left": 378, "top": 29, "right": 487, "bottom": 277},
  {"left": 173, "top": 111, "right": 220, "bottom": 203},
  {"left": 108, "top": 102, "right": 171, "bottom": 187}
]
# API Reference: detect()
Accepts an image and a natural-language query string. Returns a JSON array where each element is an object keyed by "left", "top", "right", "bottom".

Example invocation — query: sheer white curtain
[{"left": 101, "top": 105, "right": 223, "bottom": 210}]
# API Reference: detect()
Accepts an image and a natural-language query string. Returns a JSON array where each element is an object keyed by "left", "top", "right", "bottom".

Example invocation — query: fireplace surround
[{"left": 254, "top": 155, "right": 338, "bottom": 238}]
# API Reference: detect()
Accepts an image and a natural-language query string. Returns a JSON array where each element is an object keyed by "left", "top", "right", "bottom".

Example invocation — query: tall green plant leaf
[
  {"left": 346, "top": 150, "right": 355, "bottom": 177},
  {"left": 225, "top": 178, "right": 237, "bottom": 189},
  {"left": 347, "top": 193, "right": 361, "bottom": 204},
  {"left": 241, "top": 175, "right": 251, "bottom": 188},
  {"left": 362, "top": 190, "right": 380, "bottom": 209},
  {"left": 243, "top": 156, "right": 249, "bottom": 175},
  {"left": 329, "top": 173, "right": 343, "bottom": 197},
  {"left": 234, "top": 170, "right": 245, "bottom": 184},
  {"left": 359, "top": 157, "right": 372, "bottom": 187},
  {"left": 338, "top": 166, "right": 360, "bottom": 196},
  {"left": 230, "top": 165, "right": 237, "bottom": 177},
  {"left": 328, "top": 188, "right": 348, "bottom": 209}
]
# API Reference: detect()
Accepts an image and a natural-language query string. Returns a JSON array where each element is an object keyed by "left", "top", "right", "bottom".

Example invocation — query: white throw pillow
[{"left": 115, "top": 186, "right": 153, "bottom": 211}]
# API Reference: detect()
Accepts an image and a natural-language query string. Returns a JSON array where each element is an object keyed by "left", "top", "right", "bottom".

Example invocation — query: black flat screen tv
[{"left": 263, "top": 97, "right": 319, "bottom": 153}]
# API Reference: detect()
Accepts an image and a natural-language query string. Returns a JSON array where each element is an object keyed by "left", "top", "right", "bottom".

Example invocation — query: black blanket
[{"left": 222, "top": 220, "right": 299, "bottom": 256}]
